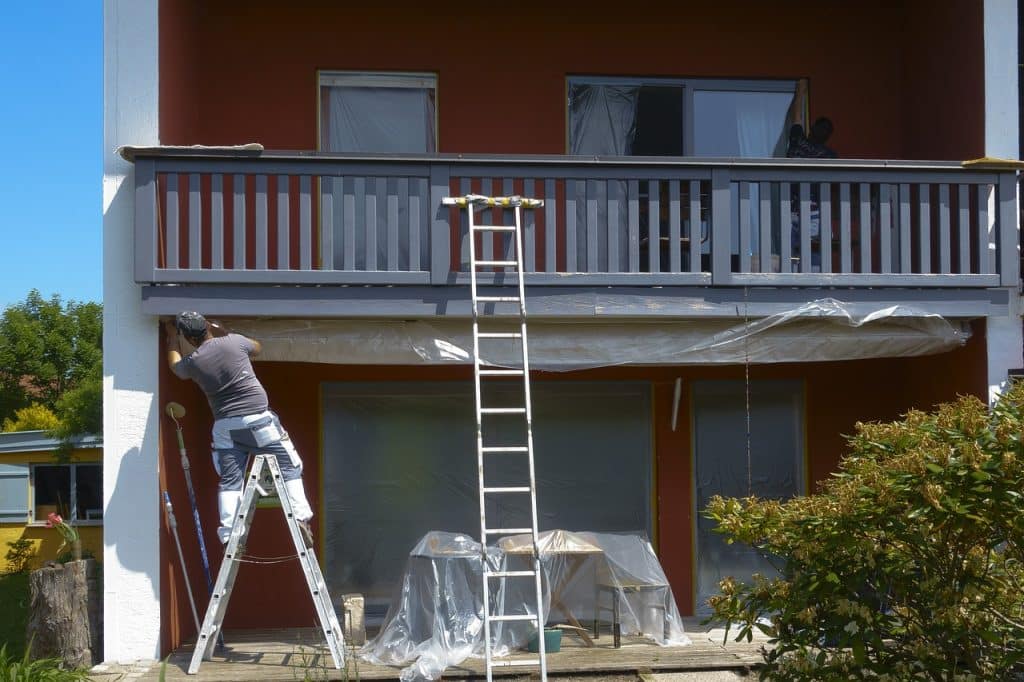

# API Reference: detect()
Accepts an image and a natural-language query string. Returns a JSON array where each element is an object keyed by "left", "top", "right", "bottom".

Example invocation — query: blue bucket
[{"left": 527, "top": 628, "right": 562, "bottom": 653}]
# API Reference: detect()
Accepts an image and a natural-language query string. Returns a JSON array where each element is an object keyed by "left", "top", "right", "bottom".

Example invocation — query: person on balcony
[
  {"left": 163, "top": 312, "right": 315, "bottom": 547},
  {"left": 786, "top": 117, "right": 837, "bottom": 270}
]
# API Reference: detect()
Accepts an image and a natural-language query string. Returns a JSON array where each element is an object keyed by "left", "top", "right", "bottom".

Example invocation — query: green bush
[
  {"left": 705, "top": 384, "right": 1024, "bottom": 680},
  {"left": 0, "top": 642, "right": 90, "bottom": 682}
]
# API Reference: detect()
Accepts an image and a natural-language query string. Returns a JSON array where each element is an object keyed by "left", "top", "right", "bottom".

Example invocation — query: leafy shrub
[
  {"left": 0, "top": 642, "right": 90, "bottom": 681},
  {"left": 705, "top": 384, "right": 1024, "bottom": 680}
]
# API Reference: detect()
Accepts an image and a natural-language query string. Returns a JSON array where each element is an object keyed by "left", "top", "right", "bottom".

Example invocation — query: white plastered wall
[
  {"left": 984, "top": 0, "right": 1022, "bottom": 404},
  {"left": 102, "top": 0, "right": 161, "bottom": 663}
]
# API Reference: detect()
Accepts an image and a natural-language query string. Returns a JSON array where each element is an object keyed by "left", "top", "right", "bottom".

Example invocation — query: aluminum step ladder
[
  {"left": 442, "top": 193, "right": 548, "bottom": 682},
  {"left": 188, "top": 454, "right": 345, "bottom": 674}
]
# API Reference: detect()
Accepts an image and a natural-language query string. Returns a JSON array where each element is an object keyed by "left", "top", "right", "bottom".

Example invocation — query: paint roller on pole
[{"left": 165, "top": 402, "right": 215, "bottom": 595}]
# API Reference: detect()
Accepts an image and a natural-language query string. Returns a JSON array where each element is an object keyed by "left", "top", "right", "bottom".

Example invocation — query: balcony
[{"left": 127, "top": 148, "right": 1019, "bottom": 317}]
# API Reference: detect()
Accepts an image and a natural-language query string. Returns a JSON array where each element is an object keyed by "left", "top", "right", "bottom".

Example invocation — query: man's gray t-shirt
[{"left": 172, "top": 334, "right": 268, "bottom": 419}]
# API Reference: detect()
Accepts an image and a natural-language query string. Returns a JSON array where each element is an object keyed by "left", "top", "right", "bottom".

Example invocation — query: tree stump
[{"left": 27, "top": 559, "right": 102, "bottom": 668}]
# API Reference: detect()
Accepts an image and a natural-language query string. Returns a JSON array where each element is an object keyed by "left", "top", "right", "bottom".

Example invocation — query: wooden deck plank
[{"left": 124, "top": 621, "right": 763, "bottom": 681}]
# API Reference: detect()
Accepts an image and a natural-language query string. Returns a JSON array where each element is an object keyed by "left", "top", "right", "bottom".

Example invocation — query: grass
[{"left": 0, "top": 572, "right": 29, "bottom": 658}]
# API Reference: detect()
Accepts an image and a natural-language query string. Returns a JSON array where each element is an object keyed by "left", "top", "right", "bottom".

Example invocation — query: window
[
  {"left": 31, "top": 463, "right": 102, "bottom": 524},
  {"left": 318, "top": 72, "right": 437, "bottom": 153},
  {"left": 567, "top": 77, "right": 799, "bottom": 158}
]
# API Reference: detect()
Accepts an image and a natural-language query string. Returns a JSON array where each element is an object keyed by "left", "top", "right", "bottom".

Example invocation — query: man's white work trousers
[{"left": 211, "top": 411, "right": 313, "bottom": 543}]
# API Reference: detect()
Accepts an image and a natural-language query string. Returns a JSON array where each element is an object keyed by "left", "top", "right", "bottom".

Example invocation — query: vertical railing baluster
[
  {"left": 565, "top": 180, "right": 578, "bottom": 272},
  {"left": 858, "top": 183, "right": 871, "bottom": 273},
  {"left": 211, "top": 174, "right": 224, "bottom": 270},
  {"left": 166, "top": 173, "right": 179, "bottom": 269},
  {"left": 738, "top": 182, "right": 750, "bottom": 274},
  {"left": 917, "top": 184, "right": 930, "bottom": 274},
  {"left": 459, "top": 177, "right": 471, "bottom": 271},
  {"left": 320, "top": 176, "right": 334, "bottom": 271},
  {"left": 233, "top": 174, "right": 246, "bottom": 270},
  {"left": 255, "top": 174, "right": 268, "bottom": 270},
  {"left": 189, "top": 173, "right": 201, "bottom": 269},
  {"left": 879, "top": 184, "right": 892, "bottom": 274},
  {"left": 839, "top": 183, "right": 851, "bottom": 273},
  {"left": 939, "top": 184, "right": 951, "bottom": 274},
  {"left": 343, "top": 177, "right": 356, "bottom": 270},
  {"left": 820, "top": 182, "right": 832, "bottom": 273},
  {"left": 758, "top": 181, "right": 771, "bottom": 273},
  {"left": 276, "top": 175, "right": 289, "bottom": 270},
  {"left": 668, "top": 181, "right": 681, "bottom": 273},
  {"left": 628, "top": 180, "right": 640, "bottom": 273},
  {"left": 524, "top": 178, "right": 536, "bottom": 272},
  {"left": 409, "top": 178, "right": 422, "bottom": 272},
  {"left": 388, "top": 178, "right": 401, "bottom": 271},
  {"left": 647, "top": 180, "right": 660, "bottom": 274},
  {"left": 899, "top": 183, "right": 911, "bottom": 274},
  {"left": 365, "top": 177, "right": 378, "bottom": 271},
  {"left": 958, "top": 184, "right": 970, "bottom": 274},
  {"left": 977, "top": 183, "right": 991, "bottom": 275},
  {"left": 694, "top": 180, "right": 706, "bottom": 274},
  {"left": 544, "top": 179, "right": 557, "bottom": 273},
  {"left": 779, "top": 182, "right": 791, "bottom": 273},
  {"left": 608, "top": 180, "right": 621, "bottom": 273},
  {"left": 299, "top": 175, "right": 312, "bottom": 271},
  {"left": 586, "top": 179, "right": 599, "bottom": 272},
  {"left": 799, "top": 182, "right": 811, "bottom": 273},
  {"left": 503, "top": 178, "right": 515, "bottom": 264}
]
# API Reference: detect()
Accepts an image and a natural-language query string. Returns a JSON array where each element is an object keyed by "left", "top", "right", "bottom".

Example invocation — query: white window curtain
[
  {"left": 692, "top": 90, "right": 794, "bottom": 158},
  {"left": 323, "top": 86, "right": 436, "bottom": 153}
]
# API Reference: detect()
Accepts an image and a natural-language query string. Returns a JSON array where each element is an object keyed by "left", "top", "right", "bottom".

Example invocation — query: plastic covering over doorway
[{"left": 320, "top": 382, "right": 653, "bottom": 621}]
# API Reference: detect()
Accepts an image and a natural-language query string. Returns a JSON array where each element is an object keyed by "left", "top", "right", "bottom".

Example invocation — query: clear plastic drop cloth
[
  {"left": 360, "top": 529, "right": 689, "bottom": 681},
  {"left": 233, "top": 298, "right": 968, "bottom": 370}
]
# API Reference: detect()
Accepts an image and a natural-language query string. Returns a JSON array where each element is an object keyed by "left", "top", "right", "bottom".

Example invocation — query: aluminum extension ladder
[
  {"left": 188, "top": 454, "right": 345, "bottom": 674},
  {"left": 442, "top": 193, "right": 548, "bottom": 681}
]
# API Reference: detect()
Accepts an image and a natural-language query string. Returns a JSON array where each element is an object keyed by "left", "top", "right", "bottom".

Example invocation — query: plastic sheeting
[
  {"left": 233, "top": 298, "right": 968, "bottom": 370},
  {"left": 360, "top": 530, "right": 690, "bottom": 681}
]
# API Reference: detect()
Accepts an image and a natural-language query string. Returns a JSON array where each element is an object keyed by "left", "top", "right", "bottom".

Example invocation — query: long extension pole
[
  {"left": 168, "top": 409, "right": 215, "bottom": 593},
  {"left": 163, "top": 490, "right": 201, "bottom": 632}
]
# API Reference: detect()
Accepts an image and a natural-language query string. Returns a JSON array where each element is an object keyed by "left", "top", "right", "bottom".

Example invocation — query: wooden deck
[{"left": 94, "top": 620, "right": 764, "bottom": 681}]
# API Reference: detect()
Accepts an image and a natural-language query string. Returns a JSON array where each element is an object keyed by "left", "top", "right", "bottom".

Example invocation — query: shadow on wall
[{"left": 105, "top": 446, "right": 158, "bottom": 600}]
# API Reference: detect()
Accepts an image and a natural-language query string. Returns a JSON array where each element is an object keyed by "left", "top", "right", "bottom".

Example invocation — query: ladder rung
[
  {"left": 479, "top": 369, "right": 524, "bottom": 376},
  {"left": 481, "top": 446, "right": 529, "bottom": 453},
  {"left": 485, "top": 570, "right": 537, "bottom": 578},
  {"left": 492, "top": 658, "right": 543, "bottom": 667},
  {"left": 485, "top": 527, "right": 533, "bottom": 535},
  {"left": 476, "top": 296, "right": 520, "bottom": 303},
  {"left": 473, "top": 225, "right": 517, "bottom": 232},
  {"left": 483, "top": 486, "right": 532, "bottom": 494},
  {"left": 477, "top": 332, "right": 522, "bottom": 339},
  {"left": 476, "top": 260, "right": 518, "bottom": 267},
  {"left": 489, "top": 614, "right": 539, "bottom": 622},
  {"left": 480, "top": 407, "right": 526, "bottom": 415}
]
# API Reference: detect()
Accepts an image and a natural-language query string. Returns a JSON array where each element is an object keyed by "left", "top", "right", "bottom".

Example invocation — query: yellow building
[{"left": 0, "top": 430, "right": 102, "bottom": 572}]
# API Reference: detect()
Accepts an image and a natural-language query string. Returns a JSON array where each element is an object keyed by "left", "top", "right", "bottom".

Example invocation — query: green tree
[
  {"left": 0, "top": 290, "right": 102, "bottom": 436},
  {"left": 705, "top": 386, "right": 1024, "bottom": 680},
  {"left": 1, "top": 403, "right": 61, "bottom": 432}
]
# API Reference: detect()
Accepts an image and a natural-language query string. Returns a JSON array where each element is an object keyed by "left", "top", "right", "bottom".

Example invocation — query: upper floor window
[
  {"left": 567, "top": 77, "right": 800, "bottom": 158},
  {"left": 319, "top": 72, "right": 437, "bottom": 153}
]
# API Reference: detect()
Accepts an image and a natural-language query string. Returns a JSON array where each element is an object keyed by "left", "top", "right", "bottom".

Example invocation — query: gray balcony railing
[{"left": 131, "top": 150, "right": 1019, "bottom": 289}]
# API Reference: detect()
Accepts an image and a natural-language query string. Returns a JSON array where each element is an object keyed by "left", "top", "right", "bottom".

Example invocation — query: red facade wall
[
  {"left": 155, "top": 0, "right": 991, "bottom": 654},
  {"left": 160, "top": 0, "right": 984, "bottom": 160}
]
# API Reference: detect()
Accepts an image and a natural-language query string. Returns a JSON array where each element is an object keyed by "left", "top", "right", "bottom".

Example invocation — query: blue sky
[{"left": 0, "top": 3, "right": 102, "bottom": 311}]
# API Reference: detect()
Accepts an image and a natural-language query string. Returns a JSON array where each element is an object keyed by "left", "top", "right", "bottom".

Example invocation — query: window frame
[
  {"left": 565, "top": 75, "right": 798, "bottom": 156},
  {"left": 28, "top": 462, "right": 103, "bottom": 527},
  {"left": 316, "top": 70, "right": 439, "bottom": 153}
]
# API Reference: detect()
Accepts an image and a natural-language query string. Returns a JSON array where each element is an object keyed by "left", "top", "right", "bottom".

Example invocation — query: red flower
[{"left": 46, "top": 512, "right": 63, "bottom": 528}]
